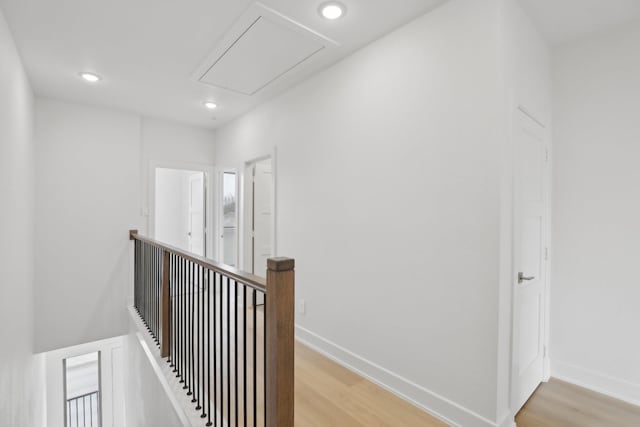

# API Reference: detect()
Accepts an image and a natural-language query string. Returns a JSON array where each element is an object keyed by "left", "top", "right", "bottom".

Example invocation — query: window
[
  {"left": 64, "top": 352, "right": 101, "bottom": 427},
  {"left": 222, "top": 171, "right": 238, "bottom": 266}
]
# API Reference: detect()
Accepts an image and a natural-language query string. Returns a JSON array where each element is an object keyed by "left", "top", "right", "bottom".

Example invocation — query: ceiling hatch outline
[{"left": 193, "top": 2, "right": 339, "bottom": 96}]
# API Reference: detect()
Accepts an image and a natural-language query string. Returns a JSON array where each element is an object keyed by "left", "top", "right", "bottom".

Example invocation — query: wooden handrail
[
  {"left": 129, "top": 229, "right": 266, "bottom": 292},
  {"left": 130, "top": 229, "right": 295, "bottom": 427}
]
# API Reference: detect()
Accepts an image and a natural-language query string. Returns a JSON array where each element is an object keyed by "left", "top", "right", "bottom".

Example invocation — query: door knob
[{"left": 518, "top": 272, "right": 535, "bottom": 284}]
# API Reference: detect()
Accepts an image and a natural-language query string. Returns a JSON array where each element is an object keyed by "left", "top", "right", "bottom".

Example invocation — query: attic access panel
[{"left": 199, "top": 15, "right": 325, "bottom": 96}]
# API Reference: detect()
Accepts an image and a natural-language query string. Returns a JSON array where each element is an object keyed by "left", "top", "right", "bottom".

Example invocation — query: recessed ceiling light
[
  {"left": 204, "top": 101, "right": 217, "bottom": 110},
  {"left": 319, "top": 2, "right": 345, "bottom": 20},
  {"left": 79, "top": 72, "right": 101, "bottom": 83}
]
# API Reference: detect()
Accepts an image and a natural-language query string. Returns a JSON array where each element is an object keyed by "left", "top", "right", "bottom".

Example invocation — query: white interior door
[
  {"left": 188, "top": 173, "right": 205, "bottom": 256},
  {"left": 513, "top": 109, "right": 548, "bottom": 412},
  {"left": 252, "top": 159, "right": 273, "bottom": 277}
]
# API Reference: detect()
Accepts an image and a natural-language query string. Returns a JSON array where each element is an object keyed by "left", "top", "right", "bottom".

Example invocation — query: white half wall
[
  {"left": 551, "top": 20, "right": 640, "bottom": 405},
  {"left": 124, "top": 310, "right": 188, "bottom": 427},
  {"left": 214, "top": 0, "right": 508, "bottom": 424},
  {"left": 34, "top": 99, "right": 216, "bottom": 353},
  {"left": 0, "top": 8, "right": 46, "bottom": 426}
]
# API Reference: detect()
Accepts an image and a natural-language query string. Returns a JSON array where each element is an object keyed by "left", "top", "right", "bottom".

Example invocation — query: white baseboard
[
  {"left": 497, "top": 418, "right": 516, "bottom": 427},
  {"left": 295, "top": 325, "right": 502, "bottom": 427},
  {"left": 552, "top": 360, "right": 640, "bottom": 407}
]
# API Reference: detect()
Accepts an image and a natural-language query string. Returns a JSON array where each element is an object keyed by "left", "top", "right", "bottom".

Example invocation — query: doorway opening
[
  {"left": 245, "top": 157, "right": 273, "bottom": 278},
  {"left": 64, "top": 352, "right": 101, "bottom": 427},
  {"left": 220, "top": 171, "right": 238, "bottom": 266},
  {"left": 155, "top": 167, "right": 207, "bottom": 257}
]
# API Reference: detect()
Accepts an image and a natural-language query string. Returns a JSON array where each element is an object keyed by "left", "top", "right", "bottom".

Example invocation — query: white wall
[
  {"left": 214, "top": 0, "right": 508, "bottom": 424},
  {"left": 34, "top": 99, "right": 216, "bottom": 353},
  {"left": 35, "top": 99, "right": 142, "bottom": 353},
  {"left": 497, "top": 0, "right": 552, "bottom": 423},
  {"left": 0, "top": 8, "right": 46, "bottom": 426},
  {"left": 551, "top": 20, "right": 640, "bottom": 405}
]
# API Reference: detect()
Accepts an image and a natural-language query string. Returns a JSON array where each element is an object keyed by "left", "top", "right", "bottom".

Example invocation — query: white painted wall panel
[
  {"left": 0, "top": 8, "right": 46, "bottom": 426},
  {"left": 551, "top": 20, "right": 640, "bottom": 405},
  {"left": 214, "top": 0, "right": 506, "bottom": 423}
]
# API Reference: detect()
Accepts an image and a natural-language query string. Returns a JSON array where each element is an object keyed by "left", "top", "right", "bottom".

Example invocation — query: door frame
[
  {"left": 509, "top": 104, "right": 552, "bottom": 415},
  {"left": 187, "top": 172, "right": 206, "bottom": 256},
  {"left": 217, "top": 168, "right": 240, "bottom": 267},
  {"left": 148, "top": 160, "right": 215, "bottom": 259},
  {"left": 240, "top": 153, "right": 277, "bottom": 276}
]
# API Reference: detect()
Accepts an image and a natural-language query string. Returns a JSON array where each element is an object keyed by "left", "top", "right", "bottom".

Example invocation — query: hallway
[{"left": 296, "top": 342, "right": 640, "bottom": 427}]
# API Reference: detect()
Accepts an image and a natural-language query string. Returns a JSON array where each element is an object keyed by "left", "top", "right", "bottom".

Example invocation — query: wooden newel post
[
  {"left": 161, "top": 249, "right": 171, "bottom": 358},
  {"left": 265, "top": 257, "right": 295, "bottom": 427}
]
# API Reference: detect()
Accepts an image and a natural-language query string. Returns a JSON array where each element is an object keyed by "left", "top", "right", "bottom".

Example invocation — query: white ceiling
[
  {"left": 0, "top": 0, "right": 446, "bottom": 129},
  {"left": 519, "top": 0, "right": 640, "bottom": 45}
]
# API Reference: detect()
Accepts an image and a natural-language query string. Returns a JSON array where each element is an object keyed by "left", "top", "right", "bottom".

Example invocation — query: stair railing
[{"left": 129, "top": 230, "right": 294, "bottom": 427}]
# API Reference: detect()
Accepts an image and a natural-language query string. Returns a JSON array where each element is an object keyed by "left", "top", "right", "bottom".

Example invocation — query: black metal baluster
[
  {"left": 235, "top": 280, "right": 238, "bottom": 426},
  {"left": 155, "top": 247, "right": 158, "bottom": 341},
  {"left": 195, "top": 264, "right": 200, "bottom": 407},
  {"left": 263, "top": 289, "right": 267, "bottom": 427},
  {"left": 218, "top": 272, "right": 223, "bottom": 427},
  {"left": 145, "top": 243, "right": 149, "bottom": 329},
  {"left": 134, "top": 240, "right": 137, "bottom": 311},
  {"left": 199, "top": 265, "right": 205, "bottom": 415},
  {"left": 169, "top": 254, "right": 174, "bottom": 366},
  {"left": 157, "top": 247, "right": 160, "bottom": 343},
  {"left": 152, "top": 246, "right": 156, "bottom": 339},
  {"left": 143, "top": 243, "right": 146, "bottom": 325},
  {"left": 227, "top": 276, "right": 231, "bottom": 427},
  {"left": 244, "top": 285, "right": 247, "bottom": 427},
  {"left": 253, "top": 288, "right": 257, "bottom": 427},
  {"left": 150, "top": 245, "right": 153, "bottom": 336},
  {"left": 187, "top": 261, "right": 192, "bottom": 394},
  {"left": 142, "top": 243, "right": 146, "bottom": 326},
  {"left": 213, "top": 272, "right": 218, "bottom": 427},
  {"left": 205, "top": 268, "right": 211, "bottom": 424},
  {"left": 181, "top": 258, "right": 186, "bottom": 386},
  {"left": 175, "top": 254, "right": 179, "bottom": 372}
]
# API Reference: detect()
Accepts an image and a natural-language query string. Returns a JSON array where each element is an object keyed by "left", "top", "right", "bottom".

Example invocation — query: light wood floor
[
  {"left": 169, "top": 300, "right": 640, "bottom": 426},
  {"left": 295, "top": 341, "right": 446, "bottom": 427},
  {"left": 515, "top": 379, "right": 640, "bottom": 427},
  {"left": 296, "top": 345, "right": 640, "bottom": 427}
]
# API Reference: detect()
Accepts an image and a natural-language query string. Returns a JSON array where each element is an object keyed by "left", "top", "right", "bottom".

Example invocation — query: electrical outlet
[{"left": 297, "top": 299, "right": 306, "bottom": 315}]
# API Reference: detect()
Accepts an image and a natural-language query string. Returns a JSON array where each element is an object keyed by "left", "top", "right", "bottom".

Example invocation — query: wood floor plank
[
  {"left": 515, "top": 379, "right": 640, "bottom": 427},
  {"left": 294, "top": 341, "right": 447, "bottom": 427}
]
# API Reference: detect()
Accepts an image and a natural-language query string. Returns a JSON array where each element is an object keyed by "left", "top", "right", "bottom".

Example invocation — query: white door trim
[
  {"left": 148, "top": 160, "right": 216, "bottom": 260},
  {"left": 240, "top": 149, "right": 277, "bottom": 275}
]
